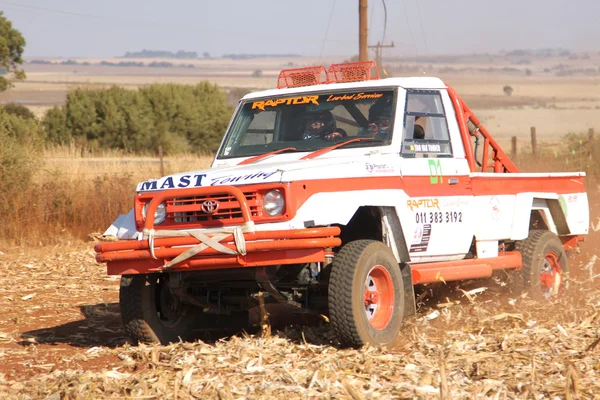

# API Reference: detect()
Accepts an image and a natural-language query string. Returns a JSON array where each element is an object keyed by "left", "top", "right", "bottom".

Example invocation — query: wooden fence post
[
  {"left": 589, "top": 128, "right": 595, "bottom": 161},
  {"left": 511, "top": 136, "right": 518, "bottom": 159},
  {"left": 158, "top": 145, "right": 165, "bottom": 176},
  {"left": 530, "top": 127, "right": 537, "bottom": 156}
]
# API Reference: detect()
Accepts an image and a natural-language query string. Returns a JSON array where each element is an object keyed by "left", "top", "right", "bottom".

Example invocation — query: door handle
[{"left": 449, "top": 178, "right": 459, "bottom": 185}]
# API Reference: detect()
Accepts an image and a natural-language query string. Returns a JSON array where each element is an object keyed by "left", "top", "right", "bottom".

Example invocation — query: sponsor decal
[
  {"left": 428, "top": 159, "right": 443, "bottom": 184},
  {"left": 252, "top": 96, "right": 319, "bottom": 111},
  {"left": 441, "top": 198, "right": 469, "bottom": 208},
  {"left": 409, "top": 143, "right": 442, "bottom": 153},
  {"left": 209, "top": 171, "right": 278, "bottom": 186},
  {"left": 415, "top": 211, "right": 463, "bottom": 224},
  {"left": 326, "top": 92, "right": 384, "bottom": 102},
  {"left": 365, "top": 162, "right": 395, "bottom": 174},
  {"left": 407, "top": 198, "right": 440, "bottom": 211},
  {"left": 410, "top": 224, "right": 432, "bottom": 253},
  {"left": 138, "top": 170, "right": 278, "bottom": 192}
]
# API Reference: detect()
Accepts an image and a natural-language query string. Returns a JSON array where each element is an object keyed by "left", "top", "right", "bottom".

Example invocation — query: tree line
[{"left": 43, "top": 82, "right": 234, "bottom": 154}]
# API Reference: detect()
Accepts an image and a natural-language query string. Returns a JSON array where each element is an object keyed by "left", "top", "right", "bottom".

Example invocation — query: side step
[{"left": 410, "top": 251, "right": 522, "bottom": 285}]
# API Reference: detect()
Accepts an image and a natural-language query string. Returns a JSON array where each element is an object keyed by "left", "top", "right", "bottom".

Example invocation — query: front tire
[
  {"left": 328, "top": 240, "right": 405, "bottom": 348},
  {"left": 119, "top": 274, "right": 200, "bottom": 344},
  {"left": 515, "top": 230, "right": 569, "bottom": 299}
]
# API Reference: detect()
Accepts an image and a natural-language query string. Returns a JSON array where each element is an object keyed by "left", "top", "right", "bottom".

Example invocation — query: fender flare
[{"left": 511, "top": 193, "right": 569, "bottom": 240}]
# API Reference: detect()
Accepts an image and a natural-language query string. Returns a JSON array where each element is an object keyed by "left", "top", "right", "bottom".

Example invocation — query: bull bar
[{"left": 95, "top": 185, "right": 341, "bottom": 275}]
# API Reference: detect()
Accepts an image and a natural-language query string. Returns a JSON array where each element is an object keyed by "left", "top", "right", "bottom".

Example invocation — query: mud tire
[
  {"left": 328, "top": 240, "right": 404, "bottom": 348},
  {"left": 119, "top": 274, "right": 200, "bottom": 344},
  {"left": 515, "top": 230, "right": 569, "bottom": 299}
]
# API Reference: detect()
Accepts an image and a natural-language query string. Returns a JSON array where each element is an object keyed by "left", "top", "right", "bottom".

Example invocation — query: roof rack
[
  {"left": 277, "top": 66, "right": 327, "bottom": 89},
  {"left": 327, "top": 61, "right": 379, "bottom": 83},
  {"left": 276, "top": 61, "right": 380, "bottom": 89}
]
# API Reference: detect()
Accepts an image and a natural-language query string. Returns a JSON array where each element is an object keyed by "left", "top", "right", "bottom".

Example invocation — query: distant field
[{"left": 1, "top": 55, "right": 599, "bottom": 144}]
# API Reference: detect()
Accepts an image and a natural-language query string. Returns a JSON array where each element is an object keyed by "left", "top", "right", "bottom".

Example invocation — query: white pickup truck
[{"left": 95, "top": 62, "right": 589, "bottom": 348}]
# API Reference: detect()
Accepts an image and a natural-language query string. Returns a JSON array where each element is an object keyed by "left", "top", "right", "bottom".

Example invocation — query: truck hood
[{"left": 135, "top": 155, "right": 392, "bottom": 192}]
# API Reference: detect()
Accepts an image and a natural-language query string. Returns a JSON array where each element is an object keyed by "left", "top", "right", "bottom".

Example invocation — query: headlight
[
  {"left": 262, "top": 190, "right": 285, "bottom": 216},
  {"left": 143, "top": 202, "right": 167, "bottom": 225}
]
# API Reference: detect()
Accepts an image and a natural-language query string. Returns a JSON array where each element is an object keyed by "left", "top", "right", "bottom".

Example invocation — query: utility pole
[
  {"left": 369, "top": 41, "right": 395, "bottom": 77},
  {"left": 359, "top": 0, "right": 369, "bottom": 61}
]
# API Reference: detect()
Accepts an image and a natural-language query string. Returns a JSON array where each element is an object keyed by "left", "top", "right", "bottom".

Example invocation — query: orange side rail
[{"left": 411, "top": 251, "right": 522, "bottom": 285}]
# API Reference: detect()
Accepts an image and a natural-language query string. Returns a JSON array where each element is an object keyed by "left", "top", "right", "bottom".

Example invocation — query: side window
[
  {"left": 401, "top": 91, "right": 452, "bottom": 157},
  {"left": 240, "top": 110, "right": 276, "bottom": 145}
]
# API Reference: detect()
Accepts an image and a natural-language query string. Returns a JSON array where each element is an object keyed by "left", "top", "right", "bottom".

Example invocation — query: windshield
[{"left": 217, "top": 88, "right": 397, "bottom": 159}]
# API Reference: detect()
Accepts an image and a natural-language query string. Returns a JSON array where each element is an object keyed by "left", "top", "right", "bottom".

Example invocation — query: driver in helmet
[{"left": 302, "top": 110, "right": 346, "bottom": 141}]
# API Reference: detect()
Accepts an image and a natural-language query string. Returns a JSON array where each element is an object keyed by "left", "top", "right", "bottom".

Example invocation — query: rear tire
[
  {"left": 119, "top": 274, "right": 200, "bottom": 344},
  {"left": 328, "top": 240, "right": 405, "bottom": 348},
  {"left": 515, "top": 230, "right": 569, "bottom": 299}
]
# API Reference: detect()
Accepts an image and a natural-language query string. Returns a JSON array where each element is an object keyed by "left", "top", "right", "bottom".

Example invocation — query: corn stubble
[{"left": 1, "top": 142, "right": 600, "bottom": 398}]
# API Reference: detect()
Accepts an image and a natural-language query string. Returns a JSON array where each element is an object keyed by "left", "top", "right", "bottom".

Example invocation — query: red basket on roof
[
  {"left": 276, "top": 61, "right": 380, "bottom": 88},
  {"left": 277, "top": 66, "right": 327, "bottom": 88},
  {"left": 327, "top": 61, "right": 379, "bottom": 83}
]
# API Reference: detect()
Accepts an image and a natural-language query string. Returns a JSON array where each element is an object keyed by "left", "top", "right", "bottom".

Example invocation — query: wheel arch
[
  {"left": 339, "top": 205, "right": 410, "bottom": 263},
  {"left": 511, "top": 193, "right": 570, "bottom": 240}
]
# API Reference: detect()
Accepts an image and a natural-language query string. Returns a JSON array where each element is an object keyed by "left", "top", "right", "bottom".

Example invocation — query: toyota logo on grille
[{"left": 201, "top": 199, "right": 219, "bottom": 214}]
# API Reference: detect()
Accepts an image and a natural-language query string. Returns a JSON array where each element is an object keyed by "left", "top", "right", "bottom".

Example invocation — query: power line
[
  {"left": 0, "top": 1, "right": 126, "bottom": 22},
  {"left": 381, "top": 0, "right": 388, "bottom": 45},
  {"left": 401, "top": 0, "right": 418, "bottom": 56},
  {"left": 319, "top": 0, "right": 338, "bottom": 59},
  {"left": 0, "top": 0, "right": 356, "bottom": 46},
  {"left": 413, "top": 0, "right": 431, "bottom": 63}
]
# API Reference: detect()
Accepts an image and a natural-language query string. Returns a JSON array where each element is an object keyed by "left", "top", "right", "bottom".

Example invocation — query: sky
[{"left": 1, "top": 0, "right": 600, "bottom": 58}]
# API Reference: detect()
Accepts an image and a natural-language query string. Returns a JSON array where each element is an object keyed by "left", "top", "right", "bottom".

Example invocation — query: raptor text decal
[
  {"left": 252, "top": 96, "right": 319, "bottom": 111},
  {"left": 407, "top": 198, "right": 440, "bottom": 211}
]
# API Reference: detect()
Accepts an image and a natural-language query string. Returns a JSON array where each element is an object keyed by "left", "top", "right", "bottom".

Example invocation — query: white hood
[{"left": 135, "top": 154, "right": 397, "bottom": 192}]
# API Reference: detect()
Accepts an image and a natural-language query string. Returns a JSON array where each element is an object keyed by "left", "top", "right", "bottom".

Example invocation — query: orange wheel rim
[
  {"left": 364, "top": 265, "right": 395, "bottom": 329},
  {"left": 540, "top": 252, "right": 563, "bottom": 299}
]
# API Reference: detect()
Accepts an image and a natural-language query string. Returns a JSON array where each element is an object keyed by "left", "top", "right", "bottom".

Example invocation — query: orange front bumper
[{"left": 95, "top": 227, "right": 341, "bottom": 275}]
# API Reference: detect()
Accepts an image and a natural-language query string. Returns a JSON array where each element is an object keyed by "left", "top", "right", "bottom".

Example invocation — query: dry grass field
[{"left": 0, "top": 54, "right": 600, "bottom": 398}]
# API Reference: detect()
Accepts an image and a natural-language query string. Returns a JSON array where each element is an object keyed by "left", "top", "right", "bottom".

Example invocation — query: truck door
[{"left": 397, "top": 89, "right": 475, "bottom": 262}]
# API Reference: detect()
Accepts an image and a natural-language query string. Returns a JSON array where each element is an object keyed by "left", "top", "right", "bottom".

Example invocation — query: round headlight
[
  {"left": 143, "top": 202, "right": 167, "bottom": 225},
  {"left": 262, "top": 190, "right": 285, "bottom": 217}
]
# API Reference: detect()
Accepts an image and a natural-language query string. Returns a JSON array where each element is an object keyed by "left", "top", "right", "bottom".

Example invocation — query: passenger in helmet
[
  {"left": 361, "top": 97, "right": 394, "bottom": 139},
  {"left": 302, "top": 110, "right": 347, "bottom": 141}
]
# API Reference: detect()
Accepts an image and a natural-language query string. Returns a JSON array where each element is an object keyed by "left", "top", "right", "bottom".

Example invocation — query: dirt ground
[
  {"left": 1, "top": 55, "right": 600, "bottom": 398},
  {"left": 0, "top": 192, "right": 599, "bottom": 399}
]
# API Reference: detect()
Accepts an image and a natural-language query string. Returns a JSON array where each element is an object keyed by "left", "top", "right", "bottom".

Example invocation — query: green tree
[
  {"left": 42, "top": 82, "right": 233, "bottom": 154},
  {"left": 2, "top": 103, "right": 35, "bottom": 119},
  {"left": 0, "top": 11, "right": 26, "bottom": 92}
]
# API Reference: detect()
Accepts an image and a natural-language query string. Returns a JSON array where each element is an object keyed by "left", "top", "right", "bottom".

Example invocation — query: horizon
[{"left": 2, "top": 0, "right": 599, "bottom": 59}]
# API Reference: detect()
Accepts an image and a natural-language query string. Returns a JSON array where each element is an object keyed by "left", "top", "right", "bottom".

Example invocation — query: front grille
[{"left": 164, "top": 192, "right": 260, "bottom": 227}]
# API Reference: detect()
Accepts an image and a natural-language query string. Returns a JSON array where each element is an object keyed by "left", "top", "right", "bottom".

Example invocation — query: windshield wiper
[
  {"left": 300, "top": 138, "right": 376, "bottom": 160},
  {"left": 237, "top": 147, "right": 297, "bottom": 165}
]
